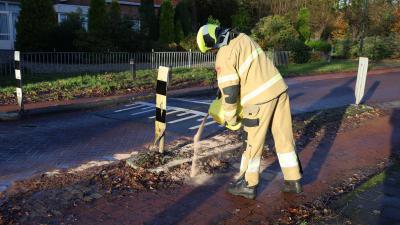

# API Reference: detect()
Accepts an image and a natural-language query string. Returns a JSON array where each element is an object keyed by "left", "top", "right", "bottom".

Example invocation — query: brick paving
[
  {"left": 0, "top": 111, "right": 182, "bottom": 192},
  {"left": 58, "top": 108, "right": 400, "bottom": 224}
]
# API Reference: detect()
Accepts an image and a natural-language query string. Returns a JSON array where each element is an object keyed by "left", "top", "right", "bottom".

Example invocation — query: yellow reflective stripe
[
  {"left": 247, "top": 157, "right": 261, "bottom": 172},
  {"left": 241, "top": 73, "right": 283, "bottom": 105},
  {"left": 218, "top": 73, "right": 239, "bottom": 85},
  {"left": 224, "top": 109, "right": 237, "bottom": 117},
  {"left": 239, "top": 48, "right": 263, "bottom": 77},
  {"left": 240, "top": 155, "right": 246, "bottom": 171},
  {"left": 277, "top": 151, "right": 298, "bottom": 168}
]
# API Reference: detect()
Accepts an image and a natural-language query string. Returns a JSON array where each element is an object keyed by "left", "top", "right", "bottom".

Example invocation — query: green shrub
[
  {"left": 251, "top": 15, "right": 298, "bottom": 50},
  {"left": 306, "top": 40, "right": 332, "bottom": 53},
  {"left": 286, "top": 39, "right": 311, "bottom": 64},
  {"left": 332, "top": 39, "right": 351, "bottom": 59},
  {"left": 179, "top": 34, "right": 198, "bottom": 51},
  {"left": 207, "top": 15, "right": 221, "bottom": 26},
  {"left": 362, "top": 36, "right": 394, "bottom": 61},
  {"left": 391, "top": 35, "right": 400, "bottom": 59}
]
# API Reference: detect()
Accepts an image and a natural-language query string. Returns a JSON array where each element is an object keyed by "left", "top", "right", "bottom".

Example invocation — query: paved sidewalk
[
  {"left": 58, "top": 108, "right": 400, "bottom": 224},
  {"left": 332, "top": 108, "right": 400, "bottom": 225}
]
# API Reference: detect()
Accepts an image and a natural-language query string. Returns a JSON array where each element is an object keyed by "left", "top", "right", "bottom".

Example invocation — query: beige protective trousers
[{"left": 239, "top": 91, "right": 302, "bottom": 187}]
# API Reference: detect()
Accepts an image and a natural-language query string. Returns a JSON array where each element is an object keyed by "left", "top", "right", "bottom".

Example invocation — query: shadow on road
[
  {"left": 143, "top": 76, "right": 382, "bottom": 224},
  {"left": 362, "top": 80, "right": 380, "bottom": 103},
  {"left": 379, "top": 108, "right": 400, "bottom": 224}
]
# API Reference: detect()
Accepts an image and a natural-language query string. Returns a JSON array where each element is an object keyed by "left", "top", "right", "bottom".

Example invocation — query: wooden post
[
  {"left": 154, "top": 66, "right": 170, "bottom": 153},
  {"left": 130, "top": 59, "right": 136, "bottom": 80}
]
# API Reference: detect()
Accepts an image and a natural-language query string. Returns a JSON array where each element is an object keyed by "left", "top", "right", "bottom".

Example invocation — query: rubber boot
[
  {"left": 227, "top": 177, "right": 256, "bottom": 199},
  {"left": 282, "top": 180, "right": 302, "bottom": 194}
]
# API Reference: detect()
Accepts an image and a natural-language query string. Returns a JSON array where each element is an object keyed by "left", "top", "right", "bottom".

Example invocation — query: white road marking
[
  {"left": 136, "top": 101, "right": 208, "bottom": 117},
  {"left": 148, "top": 110, "right": 180, "bottom": 119},
  {"left": 170, "top": 98, "right": 212, "bottom": 105},
  {"left": 197, "top": 117, "right": 211, "bottom": 121},
  {"left": 177, "top": 112, "right": 192, "bottom": 116},
  {"left": 168, "top": 114, "right": 200, "bottom": 124},
  {"left": 124, "top": 103, "right": 137, "bottom": 107},
  {"left": 130, "top": 109, "right": 155, "bottom": 116},
  {"left": 189, "top": 121, "right": 218, "bottom": 130},
  {"left": 114, "top": 104, "right": 145, "bottom": 113}
]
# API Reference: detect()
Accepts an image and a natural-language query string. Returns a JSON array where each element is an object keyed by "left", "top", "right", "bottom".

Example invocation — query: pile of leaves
[{"left": 93, "top": 161, "right": 181, "bottom": 192}]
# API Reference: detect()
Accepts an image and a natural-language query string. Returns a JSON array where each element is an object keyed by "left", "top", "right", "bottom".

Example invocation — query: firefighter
[{"left": 197, "top": 24, "right": 303, "bottom": 199}]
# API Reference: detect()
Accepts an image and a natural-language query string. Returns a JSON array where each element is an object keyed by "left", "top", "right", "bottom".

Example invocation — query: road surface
[{"left": 1, "top": 71, "right": 399, "bottom": 191}]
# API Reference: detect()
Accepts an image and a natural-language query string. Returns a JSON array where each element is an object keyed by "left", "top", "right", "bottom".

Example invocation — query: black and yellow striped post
[
  {"left": 153, "top": 66, "right": 170, "bottom": 153},
  {"left": 14, "top": 51, "right": 24, "bottom": 113}
]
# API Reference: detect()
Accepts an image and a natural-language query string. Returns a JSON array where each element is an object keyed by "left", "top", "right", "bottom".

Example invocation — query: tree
[
  {"left": 193, "top": 0, "right": 237, "bottom": 27},
  {"left": 54, "top": 12, "right": 84, "bottom": 51},
  {"left": 296, "top": 7, "right": 311, "bottom": 41},
  {"left": 86, "top": 0, "right": 111, "bottom": 51},
  {"left": 307, "top": 0, "right": 337, "bottom": 40},
  {"left": 175, "top": 0, "right": 193, "bottom": 35},
  {"left": 88, "top": 0, "right": 107, "bottom": 35},
  {"left": 139, "top": 0, "right": 158, "bottom": 40},
  {"left": 106, "top": 0, "right": 123, "bottom": 50},
  {"left": 251, "top": 15, "right": 298, "bottom": 50},
  {"left": 174, "top": 21, "right": 184, "bottom": 43},
  {"left": 159, "top": 0, "right": 175, "bottom": 44},
  {"left": 367, "top": 0, "right": 396, "bottom": 36},
  {"left": 392, "top": 7, "right": 400, "bottom": 34},
  {"left": 15, "top": 0, "right": 57, "bottom": 51},
  {"left": 232, "top": 5, "right": 252, "bottom": 33}
]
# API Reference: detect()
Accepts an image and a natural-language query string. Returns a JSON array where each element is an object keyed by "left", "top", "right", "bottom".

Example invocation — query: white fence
[{"left": 0, "top": 50, "right": 290, "bottom": 76}]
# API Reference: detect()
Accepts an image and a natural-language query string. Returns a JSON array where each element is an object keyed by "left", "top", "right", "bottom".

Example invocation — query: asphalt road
[{"left": 1, "top": 71, "right": 399, "bottom": 191}]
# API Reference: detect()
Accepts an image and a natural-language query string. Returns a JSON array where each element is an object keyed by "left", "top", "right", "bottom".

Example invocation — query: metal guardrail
[{"left": 0, "top": 50, "right": 290, "bottom": 77}]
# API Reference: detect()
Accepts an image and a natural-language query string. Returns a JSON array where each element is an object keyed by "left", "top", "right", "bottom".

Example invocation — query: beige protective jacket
[{"left": 215, "top": 33, "right": 288, "bottom": 124}]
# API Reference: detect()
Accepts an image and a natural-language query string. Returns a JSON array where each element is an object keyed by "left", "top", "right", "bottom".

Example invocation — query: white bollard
[
  {"left": 14, "top": 51, "right": 24, "bottom": 112},
  {"left": 355, "top": 57, "right": 369, "bottom": 105}
]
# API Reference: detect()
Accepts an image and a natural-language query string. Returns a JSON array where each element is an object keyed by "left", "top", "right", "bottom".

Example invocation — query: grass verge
[
  {"left": 1, "top": 59, "right": 399, "bottom": 105},
  {"left": 0, "top": 67, "right": 215, "bottom": 105},
  {"left": 279, "top": 59, "right": 400, "bottom": 77}
]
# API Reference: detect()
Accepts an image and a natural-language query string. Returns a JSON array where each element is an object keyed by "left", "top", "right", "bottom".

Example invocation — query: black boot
[
  {"left": 282, "top": 180, "right": 302, "bottom": 194},
  {"left": 227, "top": 178, "right": 256, "bottom": 199}
]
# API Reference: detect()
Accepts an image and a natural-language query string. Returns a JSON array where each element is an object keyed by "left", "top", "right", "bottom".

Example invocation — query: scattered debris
[{"left": 0, "top": 104, "right": 388, "bottom": 224}]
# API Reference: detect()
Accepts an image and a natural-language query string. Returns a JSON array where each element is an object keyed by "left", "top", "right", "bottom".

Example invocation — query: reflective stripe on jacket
[{"left": 215, "top": 33, "right": 288, "bottom": 123}]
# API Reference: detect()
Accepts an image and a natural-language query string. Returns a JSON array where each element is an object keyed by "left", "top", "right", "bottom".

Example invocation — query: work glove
[
  {"left": 209, "top": 98, "right": 242, "bottom": 131},
  {"left": 225, "top": 120, "right": 242, "bottom": 131}
]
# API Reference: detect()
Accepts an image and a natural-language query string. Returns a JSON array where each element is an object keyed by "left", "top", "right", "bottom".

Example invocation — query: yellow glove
[
  {"left": 226, "top": 121, "right": 242, "bottom": 131},
  {"left": 208, "top": 98, "right": 242, "bottom": 131}
]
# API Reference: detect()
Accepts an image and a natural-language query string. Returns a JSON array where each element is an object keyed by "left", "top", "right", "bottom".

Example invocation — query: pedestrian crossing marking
[
  {"left": 168, "top": 114, "right": 200, "bottom": 124},
  {"left": 114, "top": 105, "right": 146, "bottom": 113},
  {"left": 112, "top": 101, "right": 221, "bottom": 131},
  {"left": 130, "top": 109, "right": 155, "bottom": 116}
]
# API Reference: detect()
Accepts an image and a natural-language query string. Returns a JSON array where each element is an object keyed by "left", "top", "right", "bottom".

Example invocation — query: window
[
  {"left": 81, "top": 15, "right": 88, "bottom": 31},
  {"left": 131, "top": 19, "right": 140, "bottom": 32},
  {"left": 0, "top": 12, "right": 9, "bottom": 40},
  {"left": 0, "top": 2, "right": 5, "bottom": 11},
  {"left": 8, "top": 3, "right": 20, "bottom": 13},
  {"left": 58, "top": 13, "right": 68, "bottom": 23}
]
